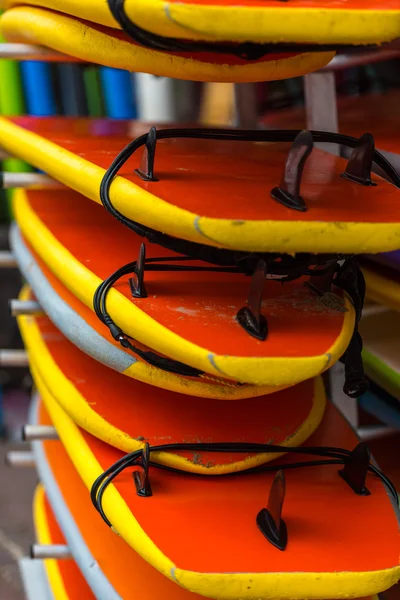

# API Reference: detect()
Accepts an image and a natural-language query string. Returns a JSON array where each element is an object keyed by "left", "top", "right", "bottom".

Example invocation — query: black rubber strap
[
  {"left": 99, "top": 127, "right": 400, "bottom": 269},
  {"left": 107, "top": 0, "right": 373, "bottom": 60}
]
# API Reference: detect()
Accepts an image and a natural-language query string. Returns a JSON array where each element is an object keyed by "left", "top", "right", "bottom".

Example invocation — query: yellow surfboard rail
[
  {"left": 0, "top": 7, "right": 335, "bottom": 83},
  {"left": 3, "top": 0, "right": 400, "bottom": 46},
  {"left": 19, "top": 287, "right": 326, "bottom": 474},
  {"left": 33, "top": 485, "right": 70, "bottom": 600},
  {"left": 1, "top": 116, "right": 400, "bottom": 255},
  {"left": 14, "top": 190, "right": 356, "bottom": 386},
  {"left": 36, "top": 380, "right": 400, "bottom": 600}
]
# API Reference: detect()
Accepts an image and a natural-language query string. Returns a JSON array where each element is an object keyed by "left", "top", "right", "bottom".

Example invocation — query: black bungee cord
[
  {"left": 99, "top": 127, "right": 400, "bottom": 267},
  {"left": 107, "top": 0, "right": 373, "bottom": 60},
  {"left": 91, "top": 440, "right": 398, "bottom": 528}
]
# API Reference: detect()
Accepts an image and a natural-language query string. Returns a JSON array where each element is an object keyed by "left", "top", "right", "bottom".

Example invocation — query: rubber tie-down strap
[
  {"left": 99, "top": 127, "right": 400, "bottom": 266},
  {"left": 106, "top": 0, "right": 346, "bottom": 60},
  {"left": 236, "top": 259, "right": 268, "bottom": 341},
  {"left": 256, "top": 470, "right": 287, "bottom": 550},
  {"left": 341, "top": 133, "right": 377, "bottom": 187},
  {"left": 339, "top": 442, "right": 371, "bottom": 496},
  {"left": 91, "top": 441, "right": 397, "bottom": 531},
  {"left": 335, "top": 259, "right": 368, "bottom": 398},
  {"left": 270, "top": 130, "right": 313, "bottom": 212},
  {"left": 133, "top": 442, "right": 153, "bottom": 497}
]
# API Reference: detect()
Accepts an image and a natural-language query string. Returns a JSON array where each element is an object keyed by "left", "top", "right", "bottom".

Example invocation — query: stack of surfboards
[{"left": 1, "top": 1, "right": 400, "bottom": 599}]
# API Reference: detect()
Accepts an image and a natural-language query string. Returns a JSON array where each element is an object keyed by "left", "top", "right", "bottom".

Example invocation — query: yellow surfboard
[
  {"left": 34, "top": 398, "right": 380, "bottom": 600},
  {"left": 33, "top": 484, "right": 96, "bottom": 600},
  {"left": 20, "top": 298, "right": 326, "bottom": 474},
  {"left": 14, "top": 189, "right": 356, "bottom": 387},
  {"left": 36, "top": 372, "right": 400, "bottom": 599},
  {"left": 1, "top": 117, "right": 400, "bottom": 255},
  {"left": 3, "top": 0, "right": 399, "bottom": 47},
  {"left": 0, "top": 6, "right": 334, "bottom": 82}
]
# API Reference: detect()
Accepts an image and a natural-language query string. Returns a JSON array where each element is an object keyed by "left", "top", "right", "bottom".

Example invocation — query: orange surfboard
[
  {"left": 3, "top": 0, "right": 399, "bottom": 47},
  {"left": 20, "top": 301, "right": 326, "bottom": 474},
  {"left": 36, "top": 374, "right": 400, "bottom": 599},
  {"left": 34, "top": 397, "right": 381, "bottom": 600},
  {"left": 13, "top": 188, "right": 356, "bottom": 387},
  {"left": 2, "top": 117, "right": 400, "bottom": 254},
  {"left": 11, "top": 226, "right": 281, "bottom": 400},
  {"left": 33, "top": 485, "right": 95, "bottom": 600}
]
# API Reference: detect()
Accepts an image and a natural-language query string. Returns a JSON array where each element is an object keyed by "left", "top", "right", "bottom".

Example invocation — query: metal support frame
[
  {"left": 22, "top": 425, "right": 58, "bottom": 441},
  {"left": 0, "top": 350, "right": 29, "bottom": 367},
  {"left": 1, "top": 173, "right": 61, "bottom": 190},
  {"left": 0, "top": 252, "right": 17, "bottom": 268},
  {"left": 303, "top": 71, "right": 339, "bottom": 154},
  {"left": 5, "top": 451, "right": 35, "bottom": 467},
  {"left": 9, "top": 300, "right": 41, "bottom": 317},
  {"left": 31, "top": 544, "right": 71, "bottom": 560}
]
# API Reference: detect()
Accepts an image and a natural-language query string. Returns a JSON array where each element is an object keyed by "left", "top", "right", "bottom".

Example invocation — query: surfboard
[
  {"left": 33, "top": 484, "right": 96, "bottom": 600},
  {"left": 360, "top": 309, "right": 400, "bottom": 402},
  {"left": 0, "top": 7, "right": 334, "bottom": 83},
  {"left": 13, "top": 188, "right": 356, "bottom": 387},
  {"left": 362, "top": 261, "right": 400, "bottom": 311},
  {"left": 2, "top": 0, "right": 399, "bottom": 48},
  {"left": 31, "top": 396, "right": 381, "bottom": 600},
  {"left": 11, "top": 225, "right": 281, "bottom": 400},
  {"left": 35, "top": 368, "right": 400, "bottom": 599},
  {"left": 19, "top": 298, "right": 327, "bottom": 473},
  {"left": 2, "top": 117, "right": 400, "bottom": 255}
]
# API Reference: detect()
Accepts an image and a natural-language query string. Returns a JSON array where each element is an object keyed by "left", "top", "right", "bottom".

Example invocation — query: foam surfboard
[
  {"left": 30, "top": 398, "right": 121, "bottom": 600},
  {"left": 1, "top": 117, "right": 400, "bottom": 254},
  {"left": 31, "top": 396, "right": 379, "bottom": 600},
  {"left": 362, "top": 261, "right": 400, "bottom": 311},
  {"left": 2, "top": 0, "right": 400, "bottom": 47},
  {"left": 11, "top": 225, "right": 280, "bottom": 400},
  {"left": 35, "top": 368, "right": 400, "bottom": 599},
  {"left": 360, "top": 310, "right": 400, "bottom": 402},
  {"left": 33, "top": 484, "right": 96, "bottom": 600},
  {"left": 19, "top": 297, "right": 326, "bottom": 474},
  {"left": 0, "top": 7, "right": 334, "bottom": 83},
  {"left": 13, "top": 188, "right": 356, "bottom": 387}
]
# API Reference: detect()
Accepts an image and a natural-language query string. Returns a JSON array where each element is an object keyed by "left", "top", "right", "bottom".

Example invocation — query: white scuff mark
[{"left": 173, "top": 307, "right": 199, "bottom": 316}]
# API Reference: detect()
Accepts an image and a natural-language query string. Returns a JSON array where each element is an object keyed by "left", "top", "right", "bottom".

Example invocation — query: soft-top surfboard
[
  {"left": 0, "top": 7, "right": 334, "bottom": 83},
  {"left": 11, "top": 225, "right": 280, "bottom": 400},
  {"left": 33, "top": 484, "right": 96, "bottom": 600},
  {"left": 362, "top": 261, "right": 400, "bottom": 311},
  {"left": 2, "top": 117, "right": 400, "bottom": 254},
  {"left": 36, "top": 368, "right": 400, "bottom": 599},
  {"left": 3, "top": 0, "right": 400, "bottom": 47},
  {"left": 13, "top": 188, "right": 357, "bottom": 387},
  {"left": 20, "top": 299, "right": 326, "bottom": 474},
  {"left": 360, "top": 309, "right": 400, "bottom": 402},
  {"left": 32, "top": 396, "right": 379, "bottom": 600}
]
